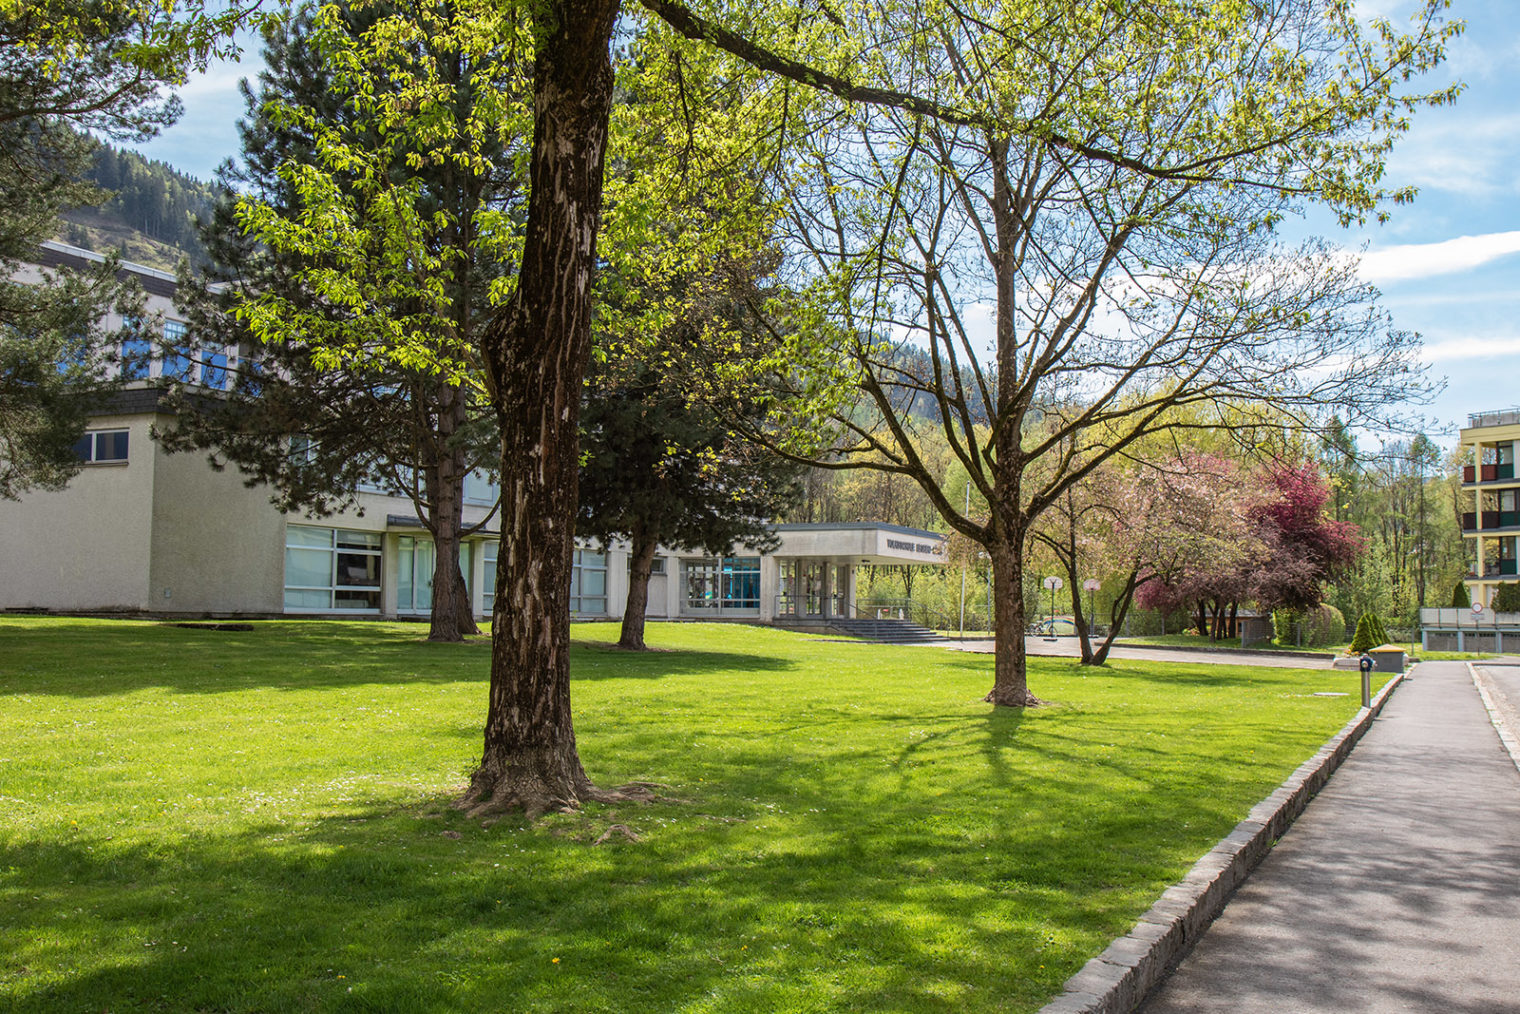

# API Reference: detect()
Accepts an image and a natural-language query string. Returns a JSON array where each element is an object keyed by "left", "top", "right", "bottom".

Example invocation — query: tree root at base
[
  {"left": 454, "top": 775, "right": 662, "bottom": 819},
  {"left": 984, "top": 688, "right": 1046, "bottom": 708}
]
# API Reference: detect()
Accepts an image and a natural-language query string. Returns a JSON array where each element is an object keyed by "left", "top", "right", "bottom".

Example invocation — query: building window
[
  {"left": 684, "top": 556, "right": 760, "bottom": 613},
  {"left": 397, "top": 536, "right": 435, "bottom": 613},
  {"left": 463, "top": 469, "right": 499, "bottom": 506},
  {"left": 160, "top": 320, "right": 194, "bottom": 381},
  {"left": 627, "top": 556, "right": 666, "bottom": 574},
  {"left": 201, "top": 343, "right": 228, "bottom": 389},
  {"left": 73, "top": 429, "right": 129, "bottom": 463},
  {"left": 570, "top": 548, "right": 607, "bottom": 615},
  {"left": 483, "top": 541, "right": 497, "bottom": 613},
  {"left": 120, "top": 323, "right": 151, "bottom": 380},
  {"left": 283, "top": 525, "right": 382, "bottom": 611}
]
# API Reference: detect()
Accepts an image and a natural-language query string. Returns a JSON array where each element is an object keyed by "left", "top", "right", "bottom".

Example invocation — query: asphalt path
[
  {"left": 1136, "top": 660, "right": 1520, "bottom": 1013},
  {"left": 932, "top": 636, "right": 1339, "bottom": 670}
]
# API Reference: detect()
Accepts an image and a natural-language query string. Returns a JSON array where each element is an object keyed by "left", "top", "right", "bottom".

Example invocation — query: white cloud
[
  {"left": 1421, "top": 334, "right": 1520, "bottom": 363},
  {"left": 1358, "top": 231, "right": 1520, "bottom": 283}
]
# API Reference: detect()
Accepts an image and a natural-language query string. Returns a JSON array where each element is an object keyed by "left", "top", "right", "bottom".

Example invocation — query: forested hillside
[{"left": 55, "top": 141, "right": 217, "bottom": 270}]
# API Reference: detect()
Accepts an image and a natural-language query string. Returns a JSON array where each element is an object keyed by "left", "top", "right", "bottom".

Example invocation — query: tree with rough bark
[
  {"left": 166, "top": 0, "right": 526, "bottom": 640},
  {"left": 459, "top": 0, "right": 1457, "bottom": 814},
  {"left": 0, "top": 0, "right": 247, "bottom": 496}
]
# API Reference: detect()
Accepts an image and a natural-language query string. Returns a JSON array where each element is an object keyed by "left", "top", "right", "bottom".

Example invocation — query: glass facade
[
  {"left": 684, "top": 557, "right": 761, "bottom": 613},
  {"left": 397, "top": 536, "right": 436, "bottom": 613},
  {"left": 284, "top": 526, "right": 382, "bottom": 611}
]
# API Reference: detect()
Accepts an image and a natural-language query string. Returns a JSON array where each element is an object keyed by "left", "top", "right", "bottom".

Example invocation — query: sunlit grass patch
[{"left": 0, "top": 616, "right": 1371, "bottom": 1012}]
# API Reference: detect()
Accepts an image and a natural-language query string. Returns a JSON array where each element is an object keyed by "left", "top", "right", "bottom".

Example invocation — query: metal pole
[
  {"left": 1362, "top": 667, "right": 1371, "bottom": 709},
  {"left": 959, "top": 481, "right": 969, "bottom": 638}
]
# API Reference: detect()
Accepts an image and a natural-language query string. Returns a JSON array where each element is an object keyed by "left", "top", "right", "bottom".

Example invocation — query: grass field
[{"left": 0, "top": 617, "right": 1378, "bottom": 1012}]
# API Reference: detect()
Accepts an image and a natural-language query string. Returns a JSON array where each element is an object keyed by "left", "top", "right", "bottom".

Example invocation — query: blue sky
[{"left": 131, "top": 0, "right": 1517, "bottom": 449}]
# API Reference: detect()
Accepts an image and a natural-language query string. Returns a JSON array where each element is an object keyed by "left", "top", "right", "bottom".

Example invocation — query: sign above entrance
[{"left": 885, "top": 537, "right": 942, "bottom": 555}]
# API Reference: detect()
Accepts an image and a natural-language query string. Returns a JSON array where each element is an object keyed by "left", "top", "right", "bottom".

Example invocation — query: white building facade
[{"left": 2, "top": 244, "right": 947, "bottom": 624}]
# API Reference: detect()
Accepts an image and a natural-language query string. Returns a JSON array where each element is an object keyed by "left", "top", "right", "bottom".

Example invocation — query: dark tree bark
[
  {"left": 460, "top": 0, "right": 623, "bottom": 817},
  {"left": 619, "top": 529, "right": 659, "bottom": 650},
  {"left": 427, "top": 383, "right": 480, "bottom": 641},
  {"left": 986, "top": 529, "right": 1041, "bottom": 707}
]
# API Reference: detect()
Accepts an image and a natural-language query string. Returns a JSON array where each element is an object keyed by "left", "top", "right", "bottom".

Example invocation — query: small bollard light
[{"left": 1358, "top": 653, "right": 1374, "bottom": 708}]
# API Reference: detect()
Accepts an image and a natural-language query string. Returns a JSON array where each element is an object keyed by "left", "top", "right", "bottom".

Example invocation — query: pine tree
[{"left": 159, "top": 2, "right": 522, "bottom": 641}]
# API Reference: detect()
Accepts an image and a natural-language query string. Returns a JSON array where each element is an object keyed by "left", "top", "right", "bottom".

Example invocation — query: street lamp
[
  {"left": 1042, "top": 575, "right": 1063, "bottom": 640},
  {"left": 1083, "top": 578, "right": 1101, "bottom": 633}
]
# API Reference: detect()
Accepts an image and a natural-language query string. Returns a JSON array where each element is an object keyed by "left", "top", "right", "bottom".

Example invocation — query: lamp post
[
  {"left": 958, "top": 481, "right": 970, "bottom": 638},
  {"left": 1042, "top": 575, "right": 1063, "bottom": 640}
]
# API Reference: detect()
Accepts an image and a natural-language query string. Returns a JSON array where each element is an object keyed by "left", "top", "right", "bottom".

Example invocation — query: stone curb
[
  {"left": 1036, "top": 668, "right": 1408, "bottom": 1014},
  {"left": 1468, "top": 662, "right": 1520, "bottom": 777}
]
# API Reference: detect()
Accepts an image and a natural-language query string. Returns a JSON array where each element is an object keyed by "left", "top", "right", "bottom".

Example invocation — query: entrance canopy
[{"left": 771, "top": 522, "right": 948, "bottom": 566}]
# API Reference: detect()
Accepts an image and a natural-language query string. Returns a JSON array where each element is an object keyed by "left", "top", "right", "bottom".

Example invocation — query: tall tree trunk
[
  {"left": 619, "top": 529, "right": 659, "bottom": 650},
  {"left": 428, "top": 384, "right": 480, "bottom": 641},
  {"left": 1091, "top": 568, "right": 1142, "bottom": 666},
  {"left": 986, "top": 534, "right": 1041, "bottom": 707},
  {"left": 460, "top": 0, "right": 621, "bottom": 817}
]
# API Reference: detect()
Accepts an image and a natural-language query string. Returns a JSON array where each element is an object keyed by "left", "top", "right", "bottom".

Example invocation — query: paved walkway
[
  {"left": 1137, "top": 661, "right": 1520, "bottom": 1013},
  {"left": 933, "top": 636, "right": 1339, "bottom": 669}
]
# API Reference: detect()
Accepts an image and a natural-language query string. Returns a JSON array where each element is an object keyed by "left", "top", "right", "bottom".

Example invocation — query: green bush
[
  {"left": 1348, "top": 611, "right": 1388, "bottom": 654},
  {"left": 1493, "top": 584, "right": 1520, "bottom": 613},
  {"left": 1452, "top": 582, "right": 1471, "bottom": 608},
  {"left": 1272, "top": 609, "right": 1299, "bottom": 643},
  {"left": 1304, "top": 604, "right": 1346, "bottom": 647}
]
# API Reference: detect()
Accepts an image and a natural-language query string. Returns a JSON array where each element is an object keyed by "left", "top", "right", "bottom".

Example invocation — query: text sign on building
[{"left": 886, "top": 537, "right": 943, "bottom": 555}]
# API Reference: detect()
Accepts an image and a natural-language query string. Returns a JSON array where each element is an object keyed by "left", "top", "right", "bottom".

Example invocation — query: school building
[{"left": 2, "top": 243, "right": 948, "bottom": 625}]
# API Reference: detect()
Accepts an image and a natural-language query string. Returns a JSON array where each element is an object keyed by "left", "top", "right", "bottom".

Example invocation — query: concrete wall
[
  {"left": 147, "top": 434, "right": 286, "bottom": 613},
  {"left": 0, "top": 414, "right": 157, "bottom": 611}
]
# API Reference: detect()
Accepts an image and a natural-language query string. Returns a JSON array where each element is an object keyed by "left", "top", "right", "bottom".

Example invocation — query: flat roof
[{"left": 771, "top": 521, "right": 945, "bottom": 541}]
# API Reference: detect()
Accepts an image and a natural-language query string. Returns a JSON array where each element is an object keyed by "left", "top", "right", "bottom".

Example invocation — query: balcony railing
[
  {"left": 1462, "top": 463, "right": 1516, "bottom": 483},
  {"left": 1468, "top": 409, "right": 1520, "bottom": 429},
  {"left": 1470, "top": 560, "right": 1520, "bottom": 578},
  {"left": 1461, "top": 511, "right": 1520, "bottom": 531}
]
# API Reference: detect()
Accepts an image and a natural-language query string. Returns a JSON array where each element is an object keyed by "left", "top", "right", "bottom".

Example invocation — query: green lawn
[{"left": 1, "top": 617, "right": 1376, "bottom": 1012}]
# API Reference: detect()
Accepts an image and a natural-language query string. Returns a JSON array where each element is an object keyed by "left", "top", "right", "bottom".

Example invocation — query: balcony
[
  {"left": 1461, "top": 511, "right": 1520, "bottom": 531},
  {"left": 1462, "top": 463, "right": 1516, "bottom": 483},
  {"left": 1469, "top": 409, "right": 1520, "bottom": 429},
  {"left": 1469, "top": 559, "right": 1519, "bottom": 578}
]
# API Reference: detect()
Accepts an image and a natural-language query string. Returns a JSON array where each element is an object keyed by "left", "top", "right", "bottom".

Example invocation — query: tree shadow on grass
[
  {"left": 0, "top": 619, "right": 796, "bottom": 698},
  {"left": 0, "top": 777, "right": 1176, "bottom": 1014}
]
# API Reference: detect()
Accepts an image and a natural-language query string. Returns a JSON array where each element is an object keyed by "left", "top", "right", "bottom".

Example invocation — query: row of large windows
[
  {"left": 683, "top": 557, "right": 761, "bottom": 612},
  {"left": 119, "top": 320, "right": 243, "bottom": 391},
  {"left": 281, "top": 529, "right": 775, "bottom": 618},
  {"left": 284, "top": 528, "right": 611, "bottom": 616},
  {"left": 284, "top": 526, "right": 383, "bottom": 611}
]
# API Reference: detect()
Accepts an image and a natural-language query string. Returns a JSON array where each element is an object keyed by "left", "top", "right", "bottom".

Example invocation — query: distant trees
[
  {"left": 65, "top": 143, "right": 217, "bottom": 256},
  {"left": 749, "top": 3, "right": 1452, "bottom": 708},
  {"left": 1034, "top": 452, "right": 1248, "bottom": 663},
  {"left": 0, "top": 0, "right": 241, "bottom": 496},
  {"left": 1137, "top": 462, "right": 1361, "bottom": 640}
]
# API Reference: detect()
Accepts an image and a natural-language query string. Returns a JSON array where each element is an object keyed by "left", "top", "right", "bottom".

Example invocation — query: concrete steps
[{"left": 830, "top": 618, "right": 943, "bottom": 644}]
